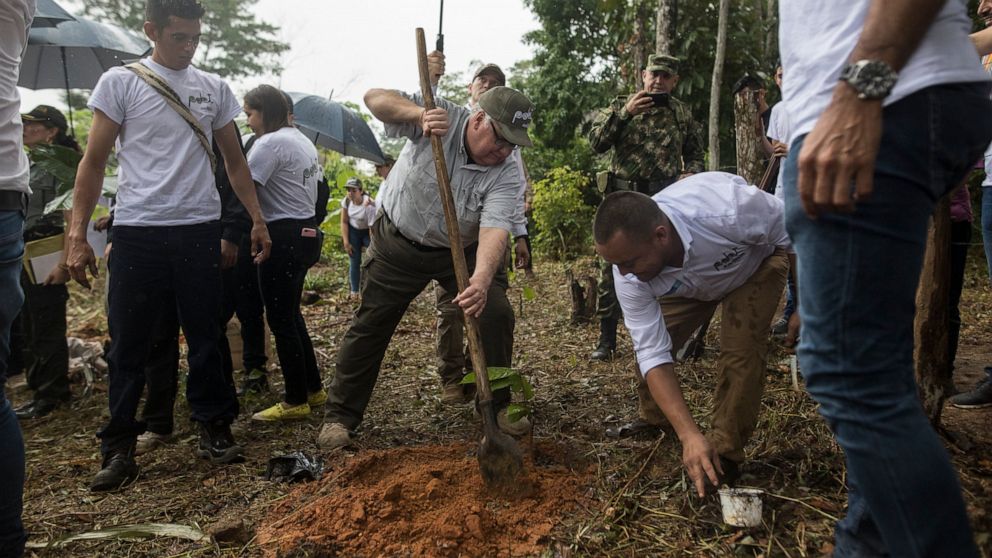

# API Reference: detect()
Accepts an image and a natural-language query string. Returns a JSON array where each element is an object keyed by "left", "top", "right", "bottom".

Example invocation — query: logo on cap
[{"left": 512, "top": 110, "right": 532, "bottom": 127}]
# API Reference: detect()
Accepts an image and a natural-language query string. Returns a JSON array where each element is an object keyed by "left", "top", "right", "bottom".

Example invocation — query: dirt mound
[{"left": 257, "top": 441, "right": 591, "bottom": 557}]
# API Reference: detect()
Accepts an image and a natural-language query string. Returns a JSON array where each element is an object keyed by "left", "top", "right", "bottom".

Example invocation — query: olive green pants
[
  {"left": 326, "top": 216, "right": 514, "bottom": 430},
  {"left": 635, "top": 249, "right": 788, "bottom": 463}
]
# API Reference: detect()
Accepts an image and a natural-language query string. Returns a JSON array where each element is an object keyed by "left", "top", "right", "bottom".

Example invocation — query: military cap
[{"left": 646, "top": 54, "right": 679, "bottom": 74}]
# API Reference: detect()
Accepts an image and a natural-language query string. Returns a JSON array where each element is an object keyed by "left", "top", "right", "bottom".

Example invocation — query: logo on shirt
[
  {"left": 713, "top": 246, "right": 745, "bottom": 271},
  {"left": 188, "top": 93, "right": 214, "bottom": 106},
  {"left": 303, "top": 162, "right": 321, "bottom": 181}
]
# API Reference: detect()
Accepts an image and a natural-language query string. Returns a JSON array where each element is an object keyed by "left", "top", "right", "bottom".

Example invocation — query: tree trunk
[
  {"left": 655, "top": 0, "right": 673, "bottom": 55},
  {"left": 707, "top": 0, "right": 730, "bottom": 171},
  {"left": 734, "top": 91, "right": 764, "bottom": 184},
  {"left": 913, "top": 198, "right": 951, "bottom": 427},
  {"left": 763, "top": 0, "right": 777, "bottom": 63},
  {"left": 632, "top": 15, "right": 646, "bottom": 91}
]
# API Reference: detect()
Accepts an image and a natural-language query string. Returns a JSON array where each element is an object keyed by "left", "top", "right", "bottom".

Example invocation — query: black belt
[
  {"left": 0, "top": 190, "right": 28, "bottom": 213},
  {"left": 390, "top": 220, "right": 478, "bottom": 253},
  {"left": 615, "top": 176, "right": 677, "bottom": 195}
]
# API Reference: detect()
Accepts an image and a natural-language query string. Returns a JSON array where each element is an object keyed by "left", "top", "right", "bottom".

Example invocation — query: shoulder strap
[{"left": 125, "top": 63, "right": 218, "bottom": 173}]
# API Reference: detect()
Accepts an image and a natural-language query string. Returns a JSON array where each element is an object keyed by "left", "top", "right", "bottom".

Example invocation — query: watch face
[{"left": 852, "top": 60, "right": 897, "bottom": 99}]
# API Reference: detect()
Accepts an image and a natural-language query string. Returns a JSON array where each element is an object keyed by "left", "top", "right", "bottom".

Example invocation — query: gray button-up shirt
[{"left": 380, "top": 92, "right": 523, "bottom": 248}]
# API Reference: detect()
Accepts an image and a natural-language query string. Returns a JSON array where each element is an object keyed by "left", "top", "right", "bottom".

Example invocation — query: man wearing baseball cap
[
  {"left": 317, "top": 84, "right": 533, "bottom": 450},
  {"left": 424, "top": 58, "right": 536, "bottom": 404}
]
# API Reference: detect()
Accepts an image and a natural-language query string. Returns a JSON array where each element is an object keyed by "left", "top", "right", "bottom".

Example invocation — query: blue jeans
[
  {"left": 100, "top": 223, "right": 238, "bottom": 454},
  {"left": 982, "top": 186, "right": 992, "bottom": 284},
  {"left": 784, "top": 83, "right": 988, "bottom": 558},
  {"left": 0, "top": 209, "right": 25, "bottom": 557},
  {"left": 347, "top": 225, "right": 370, "bottom": 293}
]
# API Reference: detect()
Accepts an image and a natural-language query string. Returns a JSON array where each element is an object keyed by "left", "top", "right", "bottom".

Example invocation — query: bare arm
[
  {"left": 340, "top": 203, "right": 352, "bottom": 255},
  {"left": 645, "top": 363, "right": 723, "bottom": 497},
  {"left": 797, "top": 0, "right": 946, "bottom": 218},
  {"left": 453, "top": 226, "right": 507, "bottom": 318},
  {"left": 214, "top": 122, "right": 271, "bottom": 263},
  {"left": 364, "top": 89, "right": 449, "bottom": 138},
  {"left": 971, "top": 26, "right": 992, "bottom": 57},
  {"left": 67, "top": 109, "right": 119, "bottom": 289}
]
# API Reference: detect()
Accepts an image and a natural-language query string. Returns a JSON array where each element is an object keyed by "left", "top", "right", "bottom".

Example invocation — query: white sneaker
[
  {"left": 135, "top": 432, "right": 173, "bottom": 456},
  {"left": 317, "top": 422, "right": 351, "bottom": 450}
]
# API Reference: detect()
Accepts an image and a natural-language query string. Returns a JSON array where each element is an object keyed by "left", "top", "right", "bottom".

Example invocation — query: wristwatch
[{"left": 839, "top": 59, "right": 898, "bottom": 100}]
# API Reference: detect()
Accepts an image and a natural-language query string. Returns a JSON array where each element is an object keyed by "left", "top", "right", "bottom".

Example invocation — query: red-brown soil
[{"left": 257, "top": 441, "right": 591, "bottom": 557}]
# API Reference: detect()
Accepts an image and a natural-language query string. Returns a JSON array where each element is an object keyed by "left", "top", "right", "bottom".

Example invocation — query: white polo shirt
[
  {"left": 613, "top": 172, "right": 790, "bottom": 376},
  {"left": 89, "top": 57, "right": 242, "bottom": 226}
]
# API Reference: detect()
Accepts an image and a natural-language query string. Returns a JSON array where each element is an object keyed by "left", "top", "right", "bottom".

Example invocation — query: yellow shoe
[
  {"left": 251, "top": 402, "right": 310, "bottom": 421},
  {"left": 307, "top": 389, "right": 328, "bottom": 408}
]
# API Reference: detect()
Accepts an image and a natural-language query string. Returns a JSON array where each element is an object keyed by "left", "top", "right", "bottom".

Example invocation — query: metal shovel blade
[{"left": 476, "top": 399, "right": 524, "bottom": 488}]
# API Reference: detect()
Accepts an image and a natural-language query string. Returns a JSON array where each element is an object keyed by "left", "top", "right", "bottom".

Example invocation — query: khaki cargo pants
[{"left": 634, "top": 248, "right": 788, "bottom": 463}]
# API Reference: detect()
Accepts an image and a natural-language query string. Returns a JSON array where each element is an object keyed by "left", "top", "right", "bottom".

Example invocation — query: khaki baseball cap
[
  {"left": 477, "top": 86, "right": 534, "bottom": 148},
  {"left": 345, "top": 176, "right": 363, "bottom": 190},
  {"left": 646, "top": 54, "right": 679, "bottom": 74},
  {"left": 472, "top": 63, "right": 506, "bottom": 86}
]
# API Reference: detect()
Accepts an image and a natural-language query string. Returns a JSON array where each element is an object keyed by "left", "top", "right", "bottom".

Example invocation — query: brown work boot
[
  {"left": 317, "top": 422, "right": 352, "bottom": 450},
  {"left": 441, "top": 382, "right": 473, "bottom": 405}
]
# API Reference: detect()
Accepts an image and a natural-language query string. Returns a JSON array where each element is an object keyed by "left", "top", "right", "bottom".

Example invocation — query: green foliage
[
  {"left": 437, "top": 69, "right": 470, "bottom": 108},
  {"left": 518, "top": 0, "right": 779, "bottom": 178},
  {"left": 530, "top": 167, "right": 595, "bottom": 261},
  {"left": 81, "top": 0, "right": 289, "bottom": 80},
  {"left": 461, "top": 366, "right": 534, "bottom": 421}
]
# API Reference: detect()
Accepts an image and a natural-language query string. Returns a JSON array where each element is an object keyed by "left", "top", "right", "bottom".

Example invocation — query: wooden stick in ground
[{"left": 414, "top": 27, "right": 523, "bottom": 488}]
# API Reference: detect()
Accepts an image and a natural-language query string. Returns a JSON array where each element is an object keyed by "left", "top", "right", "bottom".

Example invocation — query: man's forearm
[
  {"left": 850, "top": 1, "right": 947, "bottom": 70},
  {"left": 473, "top": 227, "right": 508, "bottom": 284},
  {"left": 644, "top": 363, "right": 704, "bottom": 442},
  {"left": 68, "top": 161, "right": 105, "bottom": 242},
  {"left": 364, "top": 89, "right": 423, "bottom": 125}
]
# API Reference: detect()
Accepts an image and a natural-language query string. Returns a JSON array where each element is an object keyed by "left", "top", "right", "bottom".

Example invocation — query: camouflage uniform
[
  {"left": 589, "top": 95, "right": 704, "bottom": 191},
  {"left": 588, "top": 93, "right": 705, "bottom": 336}
]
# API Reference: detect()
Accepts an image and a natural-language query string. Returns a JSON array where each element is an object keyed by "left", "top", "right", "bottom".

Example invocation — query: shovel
[{"left": 414, "top": 28, "right": 524, "bottom": 488}]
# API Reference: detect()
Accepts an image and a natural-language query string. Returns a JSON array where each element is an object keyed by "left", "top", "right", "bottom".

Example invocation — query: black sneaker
[
  {"left": 197, "top": 421, "right": 245, "bottom": 464},
  {"left": 14, "top": 399, "right": 59, "bottom": 419},
  {"left": 90, "top": 448, "right": 139, "bottom": 492},
  {"left": 590, "top": 342, "right": 615, "bottom": 361},
  {"left": 949, "top": 376, "right": 992, "bottom": 409}
]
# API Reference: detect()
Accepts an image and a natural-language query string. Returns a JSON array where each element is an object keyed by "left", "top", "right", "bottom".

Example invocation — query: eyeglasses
[
  {"left": 489, "top": 120, "right": 513, "bottom": 150},
  {"left": 169, "top": 33, "right": 201, "bottom": 46}
]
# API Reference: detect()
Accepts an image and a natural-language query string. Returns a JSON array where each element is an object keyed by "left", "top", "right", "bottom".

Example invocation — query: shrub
[{"left": 531, "top": 166, "right": 595, "bottom": 260}]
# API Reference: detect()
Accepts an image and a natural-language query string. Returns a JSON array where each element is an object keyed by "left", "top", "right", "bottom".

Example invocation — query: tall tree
[
  {"left": 655, "top": 0, "right": 673, "bottom": 55},
  {"left": 81, "top": 0, "right": 288, "bottom": 80},
  {"left": 707, "top": 0, "right": 730, "bottom": 170}
]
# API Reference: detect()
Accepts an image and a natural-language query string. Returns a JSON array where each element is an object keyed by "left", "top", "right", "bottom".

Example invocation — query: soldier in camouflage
[{"left": 587, "top": 53, "right": 704, "bottom": 372}]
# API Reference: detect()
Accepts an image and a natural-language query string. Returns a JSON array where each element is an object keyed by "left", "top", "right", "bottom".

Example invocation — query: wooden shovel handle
[{"left": 415, "top": 28, "right": 495, "bottom": 403}]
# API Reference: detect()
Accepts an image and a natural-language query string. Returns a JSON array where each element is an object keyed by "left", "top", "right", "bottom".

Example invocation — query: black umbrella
[
  {"left": 33, "top": 0, "right": 75, "bottom": 28},
  {"left": 287, "top": 92, "right": 386, "bottom": 165},
  {"left": 19, "top": 15, "right": 151, "bottom": 134}
]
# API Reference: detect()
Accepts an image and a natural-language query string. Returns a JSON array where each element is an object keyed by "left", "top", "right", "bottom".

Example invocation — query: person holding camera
[{"left": 587, "top": 53, "right": 704, "bottom": 374}]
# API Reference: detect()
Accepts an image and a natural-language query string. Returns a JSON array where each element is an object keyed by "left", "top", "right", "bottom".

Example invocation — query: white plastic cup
[{"left": 718, "top": 488, "right": 764, "bottom": 527}]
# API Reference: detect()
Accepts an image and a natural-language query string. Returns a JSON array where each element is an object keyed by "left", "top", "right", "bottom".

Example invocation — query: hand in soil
[{"left": 682, "top": 433, "right": 723, "bottom": 497}]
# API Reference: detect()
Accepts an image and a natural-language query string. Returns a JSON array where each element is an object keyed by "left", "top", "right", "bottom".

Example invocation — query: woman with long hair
[
  {"left": 11, "top": 105, "right": 80, "bottom": 419},
  {"left": 242, "top": 85, "right": 325, "bottom": 421}
]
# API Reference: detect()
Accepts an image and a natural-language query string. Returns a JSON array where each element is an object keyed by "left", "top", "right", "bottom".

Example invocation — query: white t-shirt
[
  {"left": 779, "top": 0, "right": 989, "bottom": 140},
  {"left": 0, "top": 0, "right": 33, "bottom": 194},
  {"left": 766, "top": 102, "right": 793, "bottom": 200},
  {"left": 342, "top": 193, "right": 374, "bottom": 230},
  {"left": 88, "top": 57, "right": 241, "bottom": 226},
  {"left": 613, "top": 172, "right": 790, "bottom": 376},
  {"left": 246, "top": 126, "right": 319, "bottom": 222}
]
